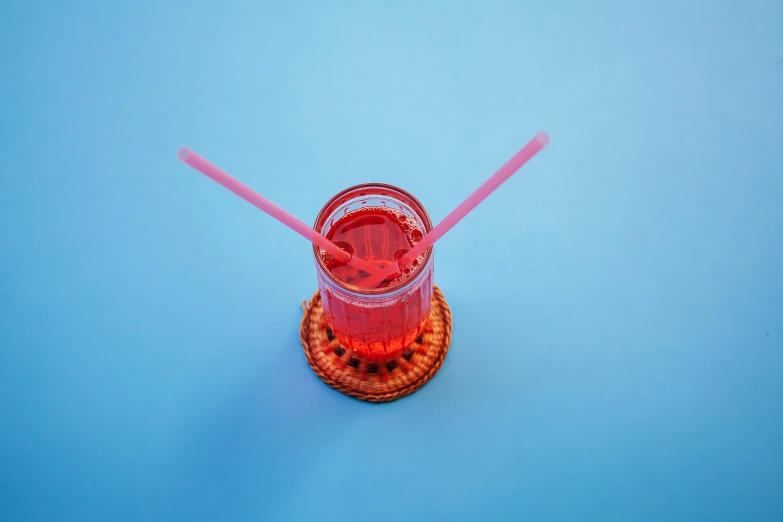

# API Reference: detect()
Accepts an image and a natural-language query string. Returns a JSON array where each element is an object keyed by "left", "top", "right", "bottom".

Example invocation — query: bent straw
[
  {"left": 362, "top": 131, "right": 550, "bottom": 288},
  {"left": 177, "top": 147, "right": 384, "bottom": 278}
]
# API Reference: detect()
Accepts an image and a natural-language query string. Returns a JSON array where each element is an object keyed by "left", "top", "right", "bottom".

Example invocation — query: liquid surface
[{"left": 323, "top": 206, "right": 425, "bottom": 289}]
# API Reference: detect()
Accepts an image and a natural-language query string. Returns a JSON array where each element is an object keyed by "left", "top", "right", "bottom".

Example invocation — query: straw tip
[
  {"left": 535, "top": 132, "right": 550, "bottom": 146},
  {"left": 177, "top": 147, "right": 192, "bottom": 162}
]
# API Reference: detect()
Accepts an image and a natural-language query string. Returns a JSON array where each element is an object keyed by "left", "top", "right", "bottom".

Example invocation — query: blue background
[{"left": 1, "top": 1, "right": 782, "bottom": 521}]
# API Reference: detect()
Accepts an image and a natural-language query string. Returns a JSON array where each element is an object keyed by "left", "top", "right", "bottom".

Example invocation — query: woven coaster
[{"left": 300, "top": 286, "right": 452, "bottom": 403}]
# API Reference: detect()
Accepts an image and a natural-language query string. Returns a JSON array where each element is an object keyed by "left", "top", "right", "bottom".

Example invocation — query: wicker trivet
[{"left": 300, "top": 286, "right": 452, "bottom": 403}]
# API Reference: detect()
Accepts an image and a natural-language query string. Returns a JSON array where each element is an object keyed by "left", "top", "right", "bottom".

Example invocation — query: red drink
[
  {"left": 313, "top": 184, "right": 434, "bottom": 360},
  {"left": 323, "top": 206, "right": 425, "bottom": 289}
]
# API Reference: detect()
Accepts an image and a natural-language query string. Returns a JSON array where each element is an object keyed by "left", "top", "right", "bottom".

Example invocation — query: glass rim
[{"left": 312, "top": 183, "right": 433, "bottom": 296}]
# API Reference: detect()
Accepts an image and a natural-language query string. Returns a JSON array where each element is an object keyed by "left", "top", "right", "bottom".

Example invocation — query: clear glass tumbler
[{"left": 312, "top": 184, "right": 434, "bottom": 361}]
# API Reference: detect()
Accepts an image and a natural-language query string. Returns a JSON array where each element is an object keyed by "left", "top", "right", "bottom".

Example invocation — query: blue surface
[{"left": 1, "top": 1, "right": 782, "bottom": 521}]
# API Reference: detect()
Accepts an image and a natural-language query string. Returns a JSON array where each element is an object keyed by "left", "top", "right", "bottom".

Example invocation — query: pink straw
[
  {"left": 362, "top": 131, "right": 550, "bottom": 287},
  {"left": 177, "top": 147, "right": 384, "bottom": 278}
]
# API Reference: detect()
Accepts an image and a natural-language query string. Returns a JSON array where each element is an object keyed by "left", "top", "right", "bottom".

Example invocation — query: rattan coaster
[{"left": 300, "top": 286, "right": 452, "bottom": 403}]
